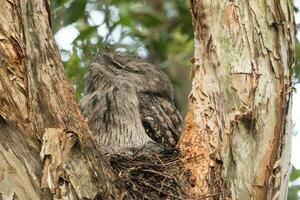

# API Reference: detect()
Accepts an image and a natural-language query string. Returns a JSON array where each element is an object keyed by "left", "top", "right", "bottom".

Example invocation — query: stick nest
[{"left": 109, "top": 146, "right": 189, "bottom": 199}]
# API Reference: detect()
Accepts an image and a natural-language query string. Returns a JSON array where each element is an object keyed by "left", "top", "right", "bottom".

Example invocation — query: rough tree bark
[
  {"left": 0, "top": 0, "right": 295, "bottom": 200},
  {"left": 178, "top": 1, "right": 294, "bottom": 199},
  {"left": 0, "top": 1, "right": 121, "bottom": 199}
]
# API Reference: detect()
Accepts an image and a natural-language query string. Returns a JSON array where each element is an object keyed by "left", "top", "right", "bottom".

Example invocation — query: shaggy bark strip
[
  {"left": 0, "top": 0, "right": 121, "bottom": 199},
  {"left": 178, "top": 1, "right": 294, "bottom": 199}
]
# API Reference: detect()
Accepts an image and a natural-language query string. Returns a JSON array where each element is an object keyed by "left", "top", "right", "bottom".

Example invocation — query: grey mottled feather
[{"left": 80, "top": 53, "right": 182, "bottom": 153}]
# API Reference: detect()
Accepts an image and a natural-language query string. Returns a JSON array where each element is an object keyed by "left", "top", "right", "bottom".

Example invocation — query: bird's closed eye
[
  {"left": 110, "top": 59, "right": 125, "bottom": 69},
  {"left": 125, "top": 67, "right": 145, "bottom": 74}
]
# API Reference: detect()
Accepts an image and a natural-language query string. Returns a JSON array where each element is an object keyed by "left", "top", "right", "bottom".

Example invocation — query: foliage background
[
  {"left": 51, "top": 0, "right": 193, "bottom": 113},
  {"left": 51, "top": 0, "right": 300, "bottom": 198}
]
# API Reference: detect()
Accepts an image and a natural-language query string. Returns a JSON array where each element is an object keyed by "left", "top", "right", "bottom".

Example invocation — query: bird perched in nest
[{"left": 80, "top": 53, "right": 183, "bottom": 153}]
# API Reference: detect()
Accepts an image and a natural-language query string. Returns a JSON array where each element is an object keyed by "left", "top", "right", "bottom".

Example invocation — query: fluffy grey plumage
[{"left": 80, "top": 53, "right": 182, "bottom": 153}]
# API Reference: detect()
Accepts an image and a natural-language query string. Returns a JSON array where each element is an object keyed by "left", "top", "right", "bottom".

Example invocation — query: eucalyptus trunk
[
  {"left": 178, "top": 1, "right": 294, "bottom": 199},
  {"left": 0, "top": 0, "right": 295, "bottom": 200},
  {"left": 0, "top": 1, "right": 120, "bottom": 199}
]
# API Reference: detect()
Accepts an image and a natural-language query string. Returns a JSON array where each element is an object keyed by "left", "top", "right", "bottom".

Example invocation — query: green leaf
[
  {"left": 290, "top": 167, "right": 300, "bottom": 182},
  {"left": 295, "top": 42, "right": 300, "bottom": 81},
  {"left": 51, "top": 0, "right": 70, "bottom": 9},
  {"left": 74, "top": 25, "right": 98, "bottom": 41},
  {"left": 130, "top": 4, "right": 164, "bottom": 27},
  {"left": 64, "top": 54, "right": 81, "bottom": 76},
  {"left": 64, "top": 0, "right": 87, "bottom": 25},
  {"left": 55, "top": 0, "right": 69, "bottom": 6}
]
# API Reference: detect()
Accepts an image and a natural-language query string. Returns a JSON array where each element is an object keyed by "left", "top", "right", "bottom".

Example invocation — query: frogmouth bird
[{"left": 80, "top": 53, "right": 183, "bottom": 153}]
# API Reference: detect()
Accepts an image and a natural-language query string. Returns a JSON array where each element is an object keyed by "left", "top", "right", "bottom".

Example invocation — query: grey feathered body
[{"left": 80, "top": 53, "right": 182, "bottom": 153}]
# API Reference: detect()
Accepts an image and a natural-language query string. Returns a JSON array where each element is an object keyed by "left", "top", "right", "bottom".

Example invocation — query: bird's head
[{"left": 84, "top": 53, "right": 174, "bottom": 100}]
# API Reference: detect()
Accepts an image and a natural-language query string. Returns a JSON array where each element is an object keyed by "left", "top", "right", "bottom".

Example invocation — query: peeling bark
[
  {"left": 178, "top": 1, "right": 294, "bottom": 199},
  {"left": 0, "top": 0, "right": 295, "bottom": 199},
  {"left": 0, "top": 0, "right": 121, "bottom": 199}
]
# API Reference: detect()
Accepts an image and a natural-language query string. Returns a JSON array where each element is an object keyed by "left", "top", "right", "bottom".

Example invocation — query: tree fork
[{"left": 0, "top": 0, "right": 295, "bottom": 199}]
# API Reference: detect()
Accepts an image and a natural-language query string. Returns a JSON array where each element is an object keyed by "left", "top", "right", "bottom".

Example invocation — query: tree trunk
[
  {"left": 0, "top": 0, "right": 295, "bottom": 200},
  {"left": 178, "top": 1, "right": 294, "bottom": 199},
  {"left": 0, "top": 1, "right": 121, "bottom": 199}
]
